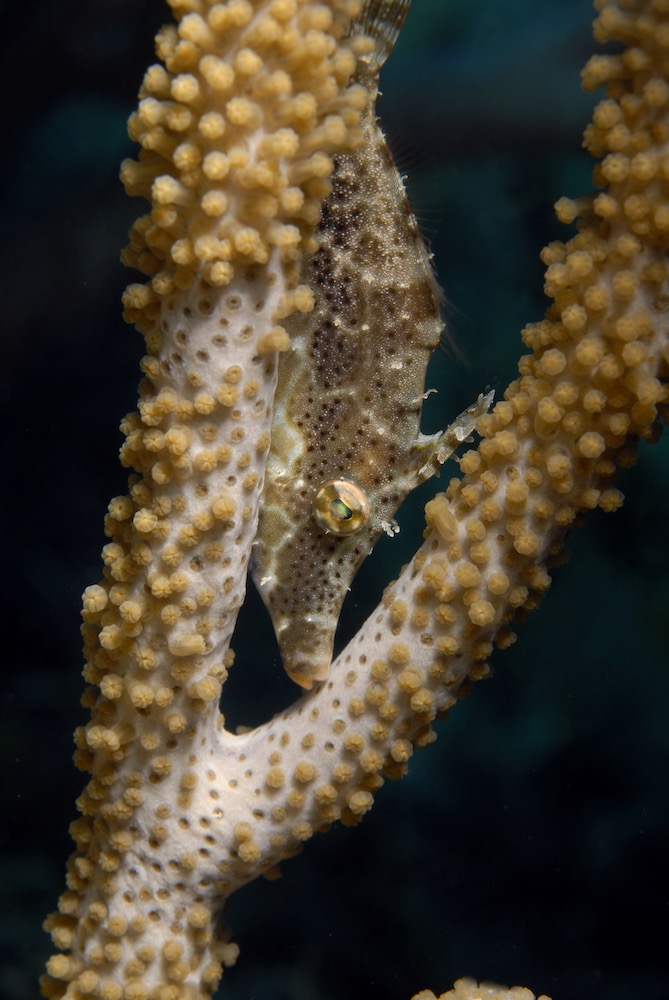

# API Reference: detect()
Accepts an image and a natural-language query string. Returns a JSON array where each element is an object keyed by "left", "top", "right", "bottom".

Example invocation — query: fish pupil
[{"left": 330, "top": 498, "right": 353, "bottom": 521}]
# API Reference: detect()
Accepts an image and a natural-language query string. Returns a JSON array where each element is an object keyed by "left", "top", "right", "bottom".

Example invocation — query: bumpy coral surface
[{"left": 42, "top": 1, "right": 669, "bottom": 999}]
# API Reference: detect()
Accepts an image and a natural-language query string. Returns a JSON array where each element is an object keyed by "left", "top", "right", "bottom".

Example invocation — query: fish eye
[{"left": 312, "top": 479, "right": 371, "bottom": 536}]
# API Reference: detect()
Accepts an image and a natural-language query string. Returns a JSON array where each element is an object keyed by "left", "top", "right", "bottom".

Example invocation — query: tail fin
[{"left": 353, "top": 0, "right": 412, "bottom": 75}]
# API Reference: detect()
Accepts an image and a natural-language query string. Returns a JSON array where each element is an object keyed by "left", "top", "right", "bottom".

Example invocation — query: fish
[{"left": 251, "top": 0, "right": 492, "bottom": 687}]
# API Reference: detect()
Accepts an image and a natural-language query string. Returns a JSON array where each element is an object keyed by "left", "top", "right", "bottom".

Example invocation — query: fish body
[{"left": 251, "top": 0, "right": 490, "bottom": 687}]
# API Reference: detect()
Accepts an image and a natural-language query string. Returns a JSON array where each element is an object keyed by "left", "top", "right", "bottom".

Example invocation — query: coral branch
[{"left": 42, "top": 1, "right": 668, "bottom": 999}]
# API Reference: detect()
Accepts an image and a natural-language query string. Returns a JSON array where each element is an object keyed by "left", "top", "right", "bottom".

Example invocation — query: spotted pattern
[{"left": 251, "top": 0, "right": 488, "bottom": 687}]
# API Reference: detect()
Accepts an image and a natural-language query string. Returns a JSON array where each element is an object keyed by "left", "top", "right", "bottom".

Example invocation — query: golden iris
[{"left": 312, "top": 479, "right": 371, "bottom": 536}]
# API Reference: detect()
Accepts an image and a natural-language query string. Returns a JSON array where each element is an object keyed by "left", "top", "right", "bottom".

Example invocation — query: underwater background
[{"left": 1, "top": 1, "right": 668, "bottom": 998}]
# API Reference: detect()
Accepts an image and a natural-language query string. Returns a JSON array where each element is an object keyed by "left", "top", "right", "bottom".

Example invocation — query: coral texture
[{"left": 41, "top": 0, "right": 668, "bottom": 998}]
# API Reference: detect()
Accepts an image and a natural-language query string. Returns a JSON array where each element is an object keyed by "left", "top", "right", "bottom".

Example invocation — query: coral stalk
[{"left": 42, "top": 1, "right": 668, "bottom": 998}]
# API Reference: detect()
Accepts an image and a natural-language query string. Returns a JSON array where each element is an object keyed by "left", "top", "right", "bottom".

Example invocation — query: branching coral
[{"left": 41, "top": 1, "right": 668, "bottom": 998}]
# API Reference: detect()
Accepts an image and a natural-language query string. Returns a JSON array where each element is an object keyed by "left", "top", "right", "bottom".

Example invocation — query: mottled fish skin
[{"left": 251, "top": 0, "right": 490, "bottom": 688}]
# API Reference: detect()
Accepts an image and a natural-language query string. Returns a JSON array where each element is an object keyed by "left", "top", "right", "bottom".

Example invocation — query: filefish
[{"left": 251, "top": 0, "right": 491, "bottom": 687}]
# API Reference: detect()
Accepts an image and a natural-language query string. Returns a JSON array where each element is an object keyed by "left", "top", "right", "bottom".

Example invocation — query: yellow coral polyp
[{"left": 121, "top": 0, "right": 366, "bottom": 332}]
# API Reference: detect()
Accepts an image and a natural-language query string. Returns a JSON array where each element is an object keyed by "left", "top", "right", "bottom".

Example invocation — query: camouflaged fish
[{"left": 251, "top": 0, "right": 492, "bottom": 688}]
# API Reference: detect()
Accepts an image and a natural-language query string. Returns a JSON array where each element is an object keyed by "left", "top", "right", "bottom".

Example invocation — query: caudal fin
[{"left": 353, "top": 0, "right": 413, "bottom": 75}]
